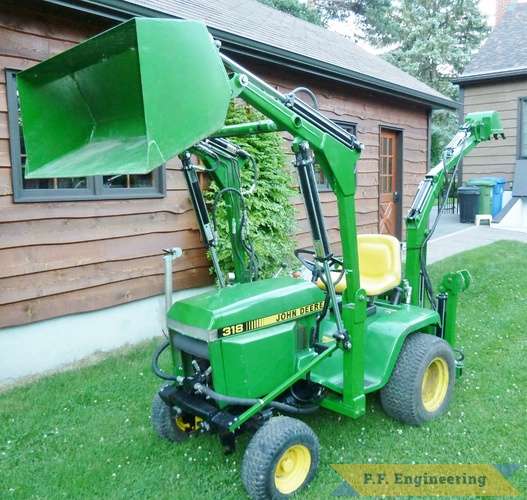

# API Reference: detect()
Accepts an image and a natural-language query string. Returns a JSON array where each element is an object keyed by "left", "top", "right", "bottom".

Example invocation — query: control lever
[{"left": 273, "top": 262, "right": 287, "bottom": 278}]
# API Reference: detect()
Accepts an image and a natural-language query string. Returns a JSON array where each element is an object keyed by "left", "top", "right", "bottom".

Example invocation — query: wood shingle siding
[
  {"left": 0, "top": 0, "right": 449, "bottom": 329},
  {"left": 0, "top": 7, "right": 212, "bottom": 327},
  {"left": 0, "top": 165, "right": 213, "bottom": 327},
  {"left": 460, "top": 79, "right": 522, "bottom": 183}
]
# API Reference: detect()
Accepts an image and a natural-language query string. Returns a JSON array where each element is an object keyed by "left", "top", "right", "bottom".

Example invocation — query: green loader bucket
[{"left": 17, "top": 18, "right": 233, "bottom": 178}]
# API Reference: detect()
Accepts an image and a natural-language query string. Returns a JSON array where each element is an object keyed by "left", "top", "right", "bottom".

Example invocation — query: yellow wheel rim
[
  {"left": 274, "top": 444, "right": 311, "bottom": 494},
  {"left": 175, "top": 415, "right": 202, "bottom": 432},
  {"left": 422, "top": 357, "right": 449, "bottom": 412}
]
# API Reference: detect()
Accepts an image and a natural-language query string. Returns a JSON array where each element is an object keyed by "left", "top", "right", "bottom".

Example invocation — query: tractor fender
[{"left": 363, "top": 305, "right": 440, "bottom": 392}]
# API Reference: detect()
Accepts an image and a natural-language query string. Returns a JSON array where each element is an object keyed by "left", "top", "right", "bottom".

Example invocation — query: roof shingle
[
  {"left": 79, "top": 0, "right": 456, "bottom": 109},
  {"left": 456, "top": 1, "right": 527, "bottom": 82}
]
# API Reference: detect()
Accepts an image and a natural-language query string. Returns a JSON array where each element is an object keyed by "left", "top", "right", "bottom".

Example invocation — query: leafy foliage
[
  {"left": 367, "top": 0, "right": 489, "bottom": 98},
  {"left": 255, "top": 0, "right": 391, "bottom": 28},
  {"left": 255, "top": 0, "right": 325, "bottom": 26},
  {"left": 206, "top": 102, "right": 300, "bottom": 280},
  {"left": 313, "top": 0, "right": 392, "bottom": 27},
  {"left": 430, "top": 109, "right": 461, "bottom": 166}
]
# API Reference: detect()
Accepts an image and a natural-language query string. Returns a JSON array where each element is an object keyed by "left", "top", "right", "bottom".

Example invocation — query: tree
[
  {"left": 343, "top": 0, "right": 490, "bottom": 163},
  {"left": 255, "top": 0, "right": 325, "bottom": 26},
  {"left": 364, "top": 0, "right": 489, "bottom": 98},
  {"left": 313, "top": 0, "right": 392, "bottom": 27},
  {"left": 205, "top": 102, "right": 300, "bottom": 281},
  {"left": 255, "top": 0, "right": 391, "bottom": 29}
]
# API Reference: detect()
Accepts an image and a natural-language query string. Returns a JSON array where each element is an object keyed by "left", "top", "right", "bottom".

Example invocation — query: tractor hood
[{"left": 167, "top": 277, "right": 326, "bottom": 341}]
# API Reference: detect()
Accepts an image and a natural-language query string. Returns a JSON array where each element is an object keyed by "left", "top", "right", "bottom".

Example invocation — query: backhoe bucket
[
  {"left": 17, "top": 18, "right": 233, "bottom": 178},
  {"left": 464, "top": 111, "right": 505, "bottom": 139}
]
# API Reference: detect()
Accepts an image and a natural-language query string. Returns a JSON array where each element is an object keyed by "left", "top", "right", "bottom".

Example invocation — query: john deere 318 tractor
[{"left": 17, "top": 18, "right": 505, "bottom": 499}]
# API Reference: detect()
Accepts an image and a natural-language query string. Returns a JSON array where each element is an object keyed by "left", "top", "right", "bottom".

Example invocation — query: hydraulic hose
[
  {"left": 420, "top": 134, "right": 468, "bottom": 310},
  {"left": 195, "top": 383, "right": 319, "bottom": 415},
  {"left": 153, "top": 342, "right": 318, "bottom": 414},
  {"left": 152, "top": 339, "right": 179, "bottom": 381},
  {"left": 287, "top": 86, "right": 319, "bottom": 110}
]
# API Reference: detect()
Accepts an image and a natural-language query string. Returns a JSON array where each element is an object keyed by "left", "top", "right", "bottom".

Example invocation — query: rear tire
[
  {"left": 242, "top": 416, "right": 319, "bottom": 499},
  {"left": 380, "top": 333, "right": 455, "bottom": 426}
]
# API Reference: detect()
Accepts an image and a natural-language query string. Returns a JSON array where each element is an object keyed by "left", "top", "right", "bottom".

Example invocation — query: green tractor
[{"left": 17, "top": 18, "right": 505, "bottom": 499}]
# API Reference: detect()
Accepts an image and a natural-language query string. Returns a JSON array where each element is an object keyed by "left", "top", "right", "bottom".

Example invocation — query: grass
[{"left": 1, "top": 240, "right": 526, "bottom": 499}]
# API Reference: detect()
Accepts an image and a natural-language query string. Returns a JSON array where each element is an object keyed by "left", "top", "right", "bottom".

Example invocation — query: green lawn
[{"left": 1, "top": 240, "right": 526, "bottom": 499}]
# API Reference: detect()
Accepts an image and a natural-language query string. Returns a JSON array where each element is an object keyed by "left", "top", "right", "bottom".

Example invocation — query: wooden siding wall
[
  {"left": 242, "top": 61, "right": 429, "bottom": 255},
  {"left": 0, "top": 4, "right": 212, "bottom": 328},
  {"left": 0, "top": 4, "right": 430, "bottom": 328},
  {"left": 461, "top": 80, "right": 523, "bottom": 187}
]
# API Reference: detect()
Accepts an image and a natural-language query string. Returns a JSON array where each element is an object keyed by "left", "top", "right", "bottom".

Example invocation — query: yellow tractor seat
[
  {"left": 318, "top": 234, "right": 402, "bottom": 296},
  {"left": 357, "top": 234, "right": 402, "bottom": 295}
]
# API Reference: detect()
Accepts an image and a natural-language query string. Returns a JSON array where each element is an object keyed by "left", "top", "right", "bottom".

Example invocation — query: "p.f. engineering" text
[{"left": 364, "top": 472, "right": 486, "bottom": 488}]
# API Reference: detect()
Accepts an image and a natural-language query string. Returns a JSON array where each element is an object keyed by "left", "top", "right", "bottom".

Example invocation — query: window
[
  {"left": 519, "top": 97, "right": 527, "bottom": 159},
  {"left": 6, "top": 69, "right": 165, "bottom": 202},
  {"left": 315, "top": 120, "right": 357, "bottom": 191},
  {"left": 380, "top": 130, "right": 396, "bottom": 196}
]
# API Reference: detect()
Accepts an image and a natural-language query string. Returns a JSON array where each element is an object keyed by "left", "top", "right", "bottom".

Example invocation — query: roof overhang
[
  {"left": 453, "top": 67, "right": 527, "bottom": 86},
  {"left": 43, "top": 0, "right": 457, "bottom": 111},
  {"left": 220, "top": 34, "right": 458, "bottom": 110}
]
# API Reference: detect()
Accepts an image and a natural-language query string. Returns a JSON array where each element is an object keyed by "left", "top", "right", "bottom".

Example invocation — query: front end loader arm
[
  {"left": 16, "top": 18, "right": 368, "bottom": 417},
  {"left": 180, "top": 138, "right": 259, "bottom": 287}
]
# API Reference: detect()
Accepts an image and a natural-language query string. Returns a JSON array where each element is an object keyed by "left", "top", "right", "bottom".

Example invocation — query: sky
[
  {"left": 480, "top": 0, "right": 496, "bottom": 25},
  {"left": 329, "top": 0, "right": 498, "bottom": 51},
  {"left": 483, "top": 0, "right": 527, "bottom": 24}
]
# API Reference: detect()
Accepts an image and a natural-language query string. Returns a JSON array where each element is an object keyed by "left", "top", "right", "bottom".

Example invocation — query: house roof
[
  {"left": 454, "top": 1, "right": 527, "bottom": 85},
  {"left": 44, "top": 0, "right": 457, "bottom": 110}
]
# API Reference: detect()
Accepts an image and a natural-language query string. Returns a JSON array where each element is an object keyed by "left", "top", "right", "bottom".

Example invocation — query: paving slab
[{"left": 423, "top": 208, "right": 527, "bottom": 264}]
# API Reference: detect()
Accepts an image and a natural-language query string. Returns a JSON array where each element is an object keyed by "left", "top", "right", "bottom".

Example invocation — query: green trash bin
[
  {"left": 478, "top": 177, "right": 507, "bottom": 217},
  {"left": 466, "top": 179, "right": 494, "bottom": 216}
]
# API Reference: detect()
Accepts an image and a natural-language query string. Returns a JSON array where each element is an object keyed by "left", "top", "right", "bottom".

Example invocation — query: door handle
[{"left": 393, "top": 191, "right": 399, "bottom": 202}]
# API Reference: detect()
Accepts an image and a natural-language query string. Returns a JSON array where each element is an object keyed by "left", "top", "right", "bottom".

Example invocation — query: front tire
[
  {"left": 151, "top": 390, "right": 201, "bottom": 442},
  {"left": 242, "top": 416, "right": 319, "bottom": 499},
  {"left": 380, "top": 333, "right": 455, "bottom": 426}
]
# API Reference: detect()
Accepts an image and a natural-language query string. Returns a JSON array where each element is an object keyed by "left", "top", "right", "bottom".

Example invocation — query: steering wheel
[
  {"left": 294, "top": 248, "right": 317, "bottom": 277},
  {"left": 294, "top": 248, "right": 345, "bottom": 285}
]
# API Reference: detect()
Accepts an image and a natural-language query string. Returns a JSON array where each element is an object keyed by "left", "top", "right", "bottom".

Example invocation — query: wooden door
[{"left": 379, "top": 129, "right": 399, "bottom": 236}]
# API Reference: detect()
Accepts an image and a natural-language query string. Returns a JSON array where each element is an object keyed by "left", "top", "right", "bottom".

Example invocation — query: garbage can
[
  {"left": 478, "top": 177, "right": 507, "bottom": 217},
  {"left": 458, "top": 185, "right": 480, "bottom": 223},
  {"left": 466, "top": 179, "right": 494, "bottom": 216}
]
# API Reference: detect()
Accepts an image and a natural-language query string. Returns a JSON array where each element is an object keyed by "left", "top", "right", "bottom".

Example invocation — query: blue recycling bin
[{"left": 468, "top": 177, "right": 507, "bottom": 217}]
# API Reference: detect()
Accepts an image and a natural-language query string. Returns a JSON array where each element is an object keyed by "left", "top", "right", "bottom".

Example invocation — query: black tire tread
[
  {"left": 380, "top": 333, "right": 455, "bottom": 426},
  {"left": 242, "top": 416, "right": 319, "bottom": 499},
  {"left": 151, "top": 391, "right": 189, "bottom": 442}
]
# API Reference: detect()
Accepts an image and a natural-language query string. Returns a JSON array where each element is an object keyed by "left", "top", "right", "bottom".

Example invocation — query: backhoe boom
[{"left": 405, "top": 111, "right": 505, "bottom": 307}]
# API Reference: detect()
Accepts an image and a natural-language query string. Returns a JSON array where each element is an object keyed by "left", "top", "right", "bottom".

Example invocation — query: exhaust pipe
[{"left": 163, "top": 247, "right": 182, "bottom": 315}]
